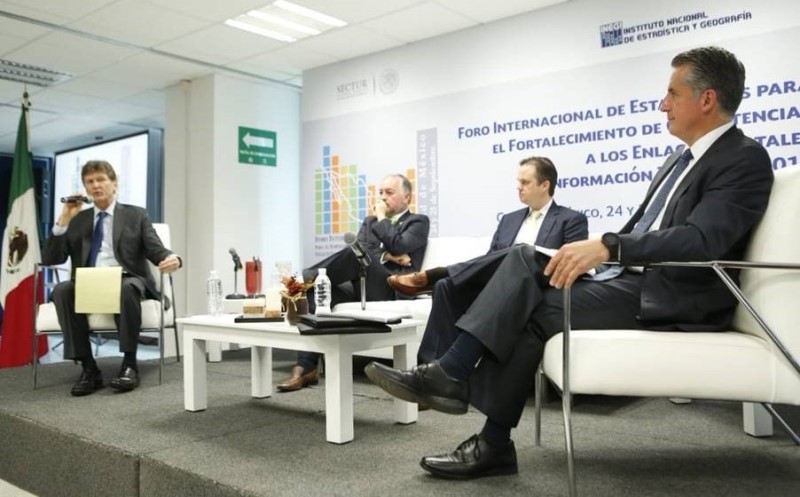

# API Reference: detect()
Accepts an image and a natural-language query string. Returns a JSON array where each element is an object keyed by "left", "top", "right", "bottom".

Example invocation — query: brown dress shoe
[
  {"left": 277, "top": 365, "right": 320, "bottom": 392},
  {"left": 387, "top": 272, "right": 432, "bottom": 297}
]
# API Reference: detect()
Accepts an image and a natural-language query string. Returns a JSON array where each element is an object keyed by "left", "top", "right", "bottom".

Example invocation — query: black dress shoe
[
  {"left": 420, "top": 434, "right": 518, "bottom": 480},
  {"left": 109, "top": 365, "right": 140, "bottom": 392},
  {"left": 364, "top": 361, "right": 468, "bottom": 414},
  {"left": 71, "top": 368, "right": 103, "bottom": 397}
]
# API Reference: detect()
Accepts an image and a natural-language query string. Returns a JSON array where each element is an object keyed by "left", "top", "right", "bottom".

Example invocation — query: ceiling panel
[
  {"left": 89, "top": 52, "right": 209, "bottom": 89},
  {"left": 90, "top": 101, "right": 160, "bottom": 123},
  {"left": 53, "top": 76, "right": 146, "bottom": 101},
  {"left": 4, "top": 30, "right": 138, "bottom": 77},
  {"left": 297, "top": 25, "right": 403, "bottom": 60},
  {"left": 68, "top": 0, "right": 211, "bottom": 47},
  {"left": 27, "top": 88, "right": 109, "bottom": 113},
  {"left": 145, "top": 0, "right": 269, "bottom": 23},
  {"left": 0, "top": 0, "right": 117, "bottom": 23},
  {"left": 296, "top": 0, "right": 424, "bottom": 24},
  {"left": 120, "top": 90, "right": 164, "bottom": 111},
  {"left": 359, "top": 3, "right": 476, "bottom": 43},
  {"left": 156, "top": 24, "right": 284, "bottom": 66},
  {"left": 0, "top": 79, "right": 32, "bottom": 104},
  {"left": 437, "top": 0, "right": 568, "bottom": 23},
  {"left": 0, "top": 15, "right": 51, "bottom": 41},
  {"left": 229, "top": 45, "right": 337, "bottom": 78}
]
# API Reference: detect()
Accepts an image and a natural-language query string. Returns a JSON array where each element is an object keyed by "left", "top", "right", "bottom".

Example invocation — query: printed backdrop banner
[{"left": 301, "top": 0, "right": 800, "bottom": 264}]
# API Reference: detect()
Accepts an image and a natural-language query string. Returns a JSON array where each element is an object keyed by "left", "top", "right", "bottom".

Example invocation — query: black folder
[{"left": 296, "top": 314, "right": 391, "bottom": 335}]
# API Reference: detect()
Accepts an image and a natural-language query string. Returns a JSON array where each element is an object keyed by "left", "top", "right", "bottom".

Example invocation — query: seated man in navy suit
[{"left": 387, "top": 156, "right": 588, "bottom": 362}]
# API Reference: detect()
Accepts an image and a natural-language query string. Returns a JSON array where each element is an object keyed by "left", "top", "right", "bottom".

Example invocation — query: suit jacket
[
  {"left": 41, "top": 203, "right": 173, "bottom": 301},
  {"left": 489, "top": 203, "right": 588, "bottom": 252},
  {"left": 617, "top": 126, "right": 773, "bottom": 329},
  {"left": 358, "top": 211, "right": 430, "bottom": 274}
]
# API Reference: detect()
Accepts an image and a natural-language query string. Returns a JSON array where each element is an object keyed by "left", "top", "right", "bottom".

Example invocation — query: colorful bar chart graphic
[{"left": 316, "top": 146, "right": 417, "bottom": 235}]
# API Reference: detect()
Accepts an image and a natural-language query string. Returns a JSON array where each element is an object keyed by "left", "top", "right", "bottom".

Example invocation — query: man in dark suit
[
  {"left": 277, "top": 173, "right": 430, "bottom": 392},
  {"left": 391, "top": 156, "right": 588, "bottom": 363},
  {"left": 366, "top": 46, "right": 773, "bottom": 479},
  {"left": 42, "top": 160, "right": 181, "bottom": 396}
]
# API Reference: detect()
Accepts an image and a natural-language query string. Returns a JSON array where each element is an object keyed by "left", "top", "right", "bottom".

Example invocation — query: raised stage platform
[{"left": 1, "top": 349, "right": 799, "bottom": 497}]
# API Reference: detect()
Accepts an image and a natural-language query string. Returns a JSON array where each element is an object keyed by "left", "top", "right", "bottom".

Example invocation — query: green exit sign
[{"left": 238, "top": 126, "right": 277, "bottom": 166}]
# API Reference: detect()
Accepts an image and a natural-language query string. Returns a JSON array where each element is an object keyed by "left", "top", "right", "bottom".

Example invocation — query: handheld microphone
[
  {"left": 343, "top": 232, "right": 371, "bottom": 267},
  {"left": 60, "top": 195, "right": 92, "bottom": 204},
  {"left": 229, "top": 247, "right": 243, "bottom": 271}
]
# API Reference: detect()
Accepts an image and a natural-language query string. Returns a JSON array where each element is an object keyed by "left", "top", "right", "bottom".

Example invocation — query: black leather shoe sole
[
  {"left": 364, "top": 363, "right": 468, "bottom": 415},
  {"left": 420, "top": 458, "right": 518, "bottom": 480}
]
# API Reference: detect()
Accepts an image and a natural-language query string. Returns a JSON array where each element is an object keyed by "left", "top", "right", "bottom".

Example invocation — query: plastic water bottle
[
  {"left": 313, "top": 268, "right": 332, "bottom": 314},
  {"left": 207, "top": 270, "right": 223, "bottom": 316}
]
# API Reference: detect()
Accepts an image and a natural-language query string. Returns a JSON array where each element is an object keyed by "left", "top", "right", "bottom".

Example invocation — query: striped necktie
[{"left": 593, "top": 148, "right": 693, "bottom": 281}]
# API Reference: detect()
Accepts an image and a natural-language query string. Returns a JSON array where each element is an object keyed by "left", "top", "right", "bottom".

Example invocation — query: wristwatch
[{"left": 601, "top": 232, "right": 620, "bottom": 262}]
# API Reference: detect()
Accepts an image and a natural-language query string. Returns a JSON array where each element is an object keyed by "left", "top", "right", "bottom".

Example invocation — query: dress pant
[
  {"left": 421, "top": 244, "right": 643, "bottom": 427},
  {"left": 51, "top": 275, "right": 146, "bottom": 360}
]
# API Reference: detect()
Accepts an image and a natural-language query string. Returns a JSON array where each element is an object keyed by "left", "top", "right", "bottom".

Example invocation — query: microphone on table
[
  {"left": 60, "top": 195, "right": 92, "bottom": 204},
  {"left": 344, "top": 232, "right": 371, "bottom": 267},
  {"left": 227, "top": 247, "right": 245, "bottom": 299},
  {"left": 229, "top": 247, "right": 243, "bottom": 271}
]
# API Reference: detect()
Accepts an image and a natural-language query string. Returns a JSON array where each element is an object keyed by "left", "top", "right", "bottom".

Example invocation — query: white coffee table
[{"left": 177, "top": 315, "right": 420, "bottom": 444}]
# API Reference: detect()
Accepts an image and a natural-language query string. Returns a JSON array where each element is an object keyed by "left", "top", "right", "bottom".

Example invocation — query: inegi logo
[{"left": 599, "top": 21, "right": 623, "bottom": 47}]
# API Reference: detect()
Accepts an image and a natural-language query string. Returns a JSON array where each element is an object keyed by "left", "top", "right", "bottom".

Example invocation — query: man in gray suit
[
  {"left": 390, "top": 156, "right": 588, "bottom": 363},
  {"left": 42, "top": 161, "right": 181, "bottom": 396},
  {"left": 276, "top": 173, "right": 430, "bottom": 392},
  {"left": 366, "top": 46, "right": 773, "bottom": 479}
]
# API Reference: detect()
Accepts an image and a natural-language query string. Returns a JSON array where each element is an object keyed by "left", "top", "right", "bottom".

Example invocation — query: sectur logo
[{"left": 6, "top": 226, "right": 28, "bottom": 274}]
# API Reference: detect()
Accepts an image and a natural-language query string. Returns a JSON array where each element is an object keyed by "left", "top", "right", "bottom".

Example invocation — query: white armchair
[
  {"left": 534, "top": 167, "right": 800, "bottom": 496},
  {"left": 32, "top": 223, "right": 178, "bottom": 388}
]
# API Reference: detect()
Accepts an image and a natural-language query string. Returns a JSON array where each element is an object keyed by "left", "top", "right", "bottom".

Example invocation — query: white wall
[{"left": 165, "top": 73, "right": 301, "bottom": 335}]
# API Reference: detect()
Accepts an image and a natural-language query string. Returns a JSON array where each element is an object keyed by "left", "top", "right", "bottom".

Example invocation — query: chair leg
[
  {"left": 33, "top": 333, "right": 39, "bottom": 389},
  {"left": 563, "top": 382, "right": 576, "bottom": 497},
  {"left": 762, "top": 403, "right": 800, "bottom": 445},
  {"left": 743, "top": 402, "right": 773, "bottom": 437},
  {"left": 534, "top": 363, "right": 543, "bottom": 446},
  {"left": 173, "top": 326, "right": 180, "bottom": 363}
]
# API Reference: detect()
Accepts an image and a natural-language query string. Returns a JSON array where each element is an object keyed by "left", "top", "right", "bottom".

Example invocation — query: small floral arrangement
[{"left": 280, "top": 275, "right": 313, "bottom": 302}]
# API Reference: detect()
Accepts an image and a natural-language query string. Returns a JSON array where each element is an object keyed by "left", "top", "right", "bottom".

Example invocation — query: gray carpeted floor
[{"left": 1, "top": 349, "right": 799, "bottom": 497}]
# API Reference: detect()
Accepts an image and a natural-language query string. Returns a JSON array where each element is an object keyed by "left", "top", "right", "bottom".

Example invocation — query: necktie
[
  {"left": 631, "top": 148, "right": 694, "bottom": 234},
  {"left": 531, "top": 210, "right": 542, "bottom": 222},
  {"left": 593, "top": 148, "right": 693, "bottom": 281},
  {"left": 87, "top": 211, "right": 108, "bottom": 267}
]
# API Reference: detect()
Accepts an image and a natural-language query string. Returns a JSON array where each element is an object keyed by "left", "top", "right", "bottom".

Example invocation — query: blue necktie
[
  {"left": 593, "top": 148, "right": 693, "bottom": 281},
  {"left": 87, "top": 211, "right": 108, "bottom": 267}
]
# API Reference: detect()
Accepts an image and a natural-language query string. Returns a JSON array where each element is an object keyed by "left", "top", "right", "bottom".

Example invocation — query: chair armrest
[{"left": 561, "top": 260, "right": 800, "bottom": 399}]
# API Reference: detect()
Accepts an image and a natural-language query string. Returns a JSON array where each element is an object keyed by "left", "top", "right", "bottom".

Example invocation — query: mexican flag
[{"left": 0, "top": 95, "right": 47, "bottom": 367}]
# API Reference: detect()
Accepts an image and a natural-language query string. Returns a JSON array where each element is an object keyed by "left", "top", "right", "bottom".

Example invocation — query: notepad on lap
[
  {"left": 313, "top": 309, "right": 411, "bottom": 324},
  {"left": 75, "top": 266, "right": 122, "bottom": 314}
]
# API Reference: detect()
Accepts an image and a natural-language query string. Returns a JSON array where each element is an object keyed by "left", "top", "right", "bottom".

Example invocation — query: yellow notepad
[{"left": 75, "top": 266, "right": 122, "bottom": 314}]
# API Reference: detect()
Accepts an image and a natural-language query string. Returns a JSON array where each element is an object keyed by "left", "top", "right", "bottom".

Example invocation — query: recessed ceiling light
[
  {"left": 225, "top": 1, "right": 346, "bottom": 43},
  {"left": 246, "top": 10, "right": 321, "bottom": 36},
  {"left": 224, "top": 19, "right": 296, "bottom": 43},
  {"left": 0, "top": 59, "right": 72, "bottom": 87},
  {"left": 273, "top": 0, "right": 347, "bottom": 28}
]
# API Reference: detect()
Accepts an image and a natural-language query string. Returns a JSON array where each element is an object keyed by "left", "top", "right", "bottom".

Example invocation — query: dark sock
[
  {"left": 80, "top": 357, "right": 97, "bottom": 371},
  {"left": 123, "top": 352, "right": 138, "bottom": 370},
  {"left": 437, "top": 331, "right": 485, "bottom": 381},
  {"left": 480, "top": 418, "right": 512, "bottom": 447},
  {"left": 425, "top": 266, "right": 449, "bottom": 285}
]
